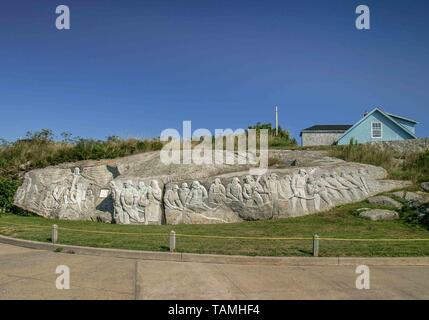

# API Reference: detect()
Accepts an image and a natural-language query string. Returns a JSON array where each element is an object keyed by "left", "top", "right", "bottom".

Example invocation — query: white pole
[{"left": 275, "top": 106, "right": 279, "bottom": 136}]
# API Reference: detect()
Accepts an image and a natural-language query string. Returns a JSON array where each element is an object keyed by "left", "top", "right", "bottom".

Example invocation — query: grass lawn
[{"left": 1, "top": 201, "right": 429, "bottom": 257}]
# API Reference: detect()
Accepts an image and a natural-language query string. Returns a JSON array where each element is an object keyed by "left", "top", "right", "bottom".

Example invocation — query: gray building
[{"left": 300, "top": 125, "right": 352, "bottom": 146}]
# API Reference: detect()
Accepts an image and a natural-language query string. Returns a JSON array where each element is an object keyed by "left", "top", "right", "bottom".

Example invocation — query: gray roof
[{"left": 301, "top": 125, "right": 353, "bottom": 132}]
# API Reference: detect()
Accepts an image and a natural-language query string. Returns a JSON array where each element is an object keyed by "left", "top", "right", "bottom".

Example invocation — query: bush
[
  {"left": 247, "top": 123, "right": 297, "bottom": 148},
  {"left": 0, "top": 176, "right": 20, "bottom": 213}
]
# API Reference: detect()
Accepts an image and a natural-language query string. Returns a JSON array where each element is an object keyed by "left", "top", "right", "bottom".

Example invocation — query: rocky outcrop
[
  {"left": 13, "top": 150, "right": 411, "bottom": 225},
  {"left": 359, "top": 209, "right": 399, "bottom": 221},
  {"left": 367, "top": 196, "right": 403, "bottom": 209},
  {"left": 392, "top": 191, "right": 429, "bottom": 207},
  {"left": 421, "top": 182, "right": 429, "bottom": 193}
]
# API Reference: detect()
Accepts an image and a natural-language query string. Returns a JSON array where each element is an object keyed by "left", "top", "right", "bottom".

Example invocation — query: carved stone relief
[{"left": 13, "top": 156, "right": 411, "bottom": 225}]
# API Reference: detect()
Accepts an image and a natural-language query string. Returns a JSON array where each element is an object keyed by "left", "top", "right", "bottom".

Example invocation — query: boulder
[
  {"left": 404, "top": 191, "right": 429, "bottom": 206},
  {"left": 421, "top": 182, "right": 429, "bottom": 192},
  {"left": 391, "top": 191, "right": 406, "bottom": 199},
  {"left": 359, "top": 209, "right": 399, "bottom": 221},
  {"left": 355, "top": 207, "right": 371, "bottom": 213},
  {"left": 367, "top": 195, "right": 403, "bottom": 209},
  {"left": 13, "top": 149, "right": 411, "bottom": 225}
]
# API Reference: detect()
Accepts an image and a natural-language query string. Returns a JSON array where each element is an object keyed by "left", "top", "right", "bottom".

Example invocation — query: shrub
[
  {"left": 0, "top": 176, "right": 20, "bottom": 213},
  {"left": 247, "top": 123, "right": 297, "bottom": 148}
]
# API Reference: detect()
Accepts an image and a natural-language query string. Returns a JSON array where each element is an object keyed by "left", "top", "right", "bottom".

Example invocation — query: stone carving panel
[{"left": 14, "top": 153, "right": 411, "bottom": 225}]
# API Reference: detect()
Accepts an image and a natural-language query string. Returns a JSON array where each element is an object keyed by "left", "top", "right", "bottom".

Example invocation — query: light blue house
[{"left": 336, "top": 108, "right": 418, "bottom": 145}]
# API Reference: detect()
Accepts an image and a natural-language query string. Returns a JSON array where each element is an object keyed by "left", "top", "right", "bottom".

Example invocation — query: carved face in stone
[
  {"left": 181, "top": 182, "right": 189, "bottom": 189},
  {"left": 124, "top": 180, "right": 134, "bottom": 188},
  {"left": 150, "top": 180, "right": 159, "bottom": 189},
  {"left": 138, "top": 181, "right": 146, "bottom": 190},
  {"left": 191, "top": 181, "right": 200, "bottom": 189},
  {"left": 173, "top": 184, "right": 179, "bottom": 191},
  {"left": 270, "top": 173, "right": 278, "bottom": 180},
  {"left": 214, "top": 178, "right": 221, "bottom": 185},
  {"left": 73, "top": 167, "right": 80, "bottom": 175},
  {"left": 232, "top": 177, "right": 240, "bottom": 185},
  {"left": 299, "top": 169, "right": 307, "bottom": 177},
  {"left": 244, "top": 175, "right": 254, "bottom": 184}
]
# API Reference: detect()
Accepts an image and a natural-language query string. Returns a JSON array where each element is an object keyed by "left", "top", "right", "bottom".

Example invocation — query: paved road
[{"left": 0, "top": 243, "right": 428, "bottom": 299}]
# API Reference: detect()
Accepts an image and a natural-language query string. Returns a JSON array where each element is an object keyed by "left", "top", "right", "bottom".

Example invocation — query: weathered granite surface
[
  {"left": 367, "top": 196, "right": 403, "bottom": 209},
  {"left": 359, "top": 209, "right": 399, "bottom": 221},
  {"left": 13, "top": 150, "right": 411, "bottom": 225}
]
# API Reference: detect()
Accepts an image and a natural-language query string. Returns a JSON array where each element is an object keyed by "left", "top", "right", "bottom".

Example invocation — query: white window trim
[{"left": 371, "top": 121, "right": 383, "bottom": 139}]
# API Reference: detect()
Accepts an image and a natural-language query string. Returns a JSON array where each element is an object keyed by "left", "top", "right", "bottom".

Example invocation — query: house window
[{"left": 372, "top": 122, "right": 382, "bottom": 138}]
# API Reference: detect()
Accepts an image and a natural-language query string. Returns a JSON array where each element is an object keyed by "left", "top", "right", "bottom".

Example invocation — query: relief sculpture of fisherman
[
  {"left": 226, "top": 177, "right": 243, "bottom": 203},
  {"left": 291, "top": 169, "right": 309, "bottom": 212},
  {"left": 120, "top": 180, "right": 142, "bottom": 224},
  {"left": 208, "top": 178, "right": 227, "bottom": 205}
]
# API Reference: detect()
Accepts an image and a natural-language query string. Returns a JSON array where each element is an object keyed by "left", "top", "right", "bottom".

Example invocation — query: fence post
[
  {"left": 169, "top": 230, "right": 176, "bottom": 253},
  {"left": 313, "top": 234, "right": 319, "bottom": 257},
  {"left": 51, "top": 224, "right": 58, "bottom": 244}
]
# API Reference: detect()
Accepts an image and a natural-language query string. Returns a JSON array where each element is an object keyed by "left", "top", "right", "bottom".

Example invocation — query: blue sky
[{"left": 0, "top": 0, "right": 428, "bottom": 142}]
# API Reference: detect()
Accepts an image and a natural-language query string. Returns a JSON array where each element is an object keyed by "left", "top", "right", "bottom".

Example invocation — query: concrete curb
[{"left": 1, "top": 234, "right": 428, "bottom": 266}]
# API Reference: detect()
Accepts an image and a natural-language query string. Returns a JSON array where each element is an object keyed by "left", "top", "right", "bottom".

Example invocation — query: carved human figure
[
  {"left": 146, "top": 180, "right": 163, "bottom": 224},
  {"left": 208, "top": 178, "right": 227, "bottom": 205},
  {"left": 42, "top": 184, "right": 59, "bottom": 210},
  {"left": 336, "top": 172, "right": 361, "bottom": 199},
  {"left": 319, "top": 173, "right": 340, "bottom": 199},
  {"left": 62, "top": 188, "right": 70, "bottom": 209},
  {"left": 291, "top": 169, "right": 308, "bottom": 212},
  {"left": 280, "top": 175, "right": 294, "bottom": 200},
  {"left": 164, "top": 184, "right": 184, "bottom": 210},
  {"left": 16, "top": 174, "right": 32, "bottom": 203},
  {"left": 313, "top": 176, "right": 333, "bottom": 207},
  {"left": 136, "top": 181, "right": 149, "bottom": 220},
  {"left": 74, "top": 183, "right": 87, "bottom": 212},
  {"left": 120, "top": 180, "right": 142, "bottom": 224},
  {"left": 178, "top": 182, "right": 190, "bottom": 206},
  {"left": 306, "top": 177, "right": 320, "bottom": 211},
  {"left": 186, "top": 181, "right": 212, "bottom": 209},
  {"left": 325, "top": 174, "right": 352, "bottom": 201},
  {"left": 226, "top": 177, "right": 244, "bottom": 203},
  {"left": 110, "top": 181, "right": 124, "bottom": 224},
  {"left": 70, "top": 167, "right": 81, "bottom": 199},
  {"left": 83, "top": 189, "right": 95, "bottom": 209},
  {"left": 242, "top": 175, "right": 264, "bottom": 207},
  {"left": 344, "top": 171, "right": 368, "bottom": 195},
  {"left": 264, "top": 173, "right": 284, "bottom": 217}
]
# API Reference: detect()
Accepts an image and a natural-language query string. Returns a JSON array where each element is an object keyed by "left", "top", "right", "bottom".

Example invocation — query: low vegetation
[
  {"left": 328, "top": 141, "right": 429, "bottom": 184},
  {"left": 0, "top": 201, "right": 428, "bottom": 257},
  {"left": 247, "top": 122, "right": 297, "bottom": 149}
]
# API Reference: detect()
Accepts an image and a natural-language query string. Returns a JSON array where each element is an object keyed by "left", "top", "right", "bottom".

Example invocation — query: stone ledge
[{"left": 1, "top": 234, "right": 429, "bottom": 266}]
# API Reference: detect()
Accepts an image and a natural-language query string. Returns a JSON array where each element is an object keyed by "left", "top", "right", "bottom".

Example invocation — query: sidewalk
[{"left": 0, "top": 242, "right": 428, "bottom": 299}]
